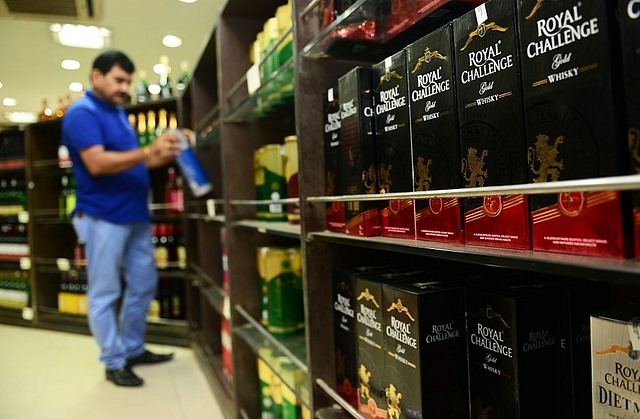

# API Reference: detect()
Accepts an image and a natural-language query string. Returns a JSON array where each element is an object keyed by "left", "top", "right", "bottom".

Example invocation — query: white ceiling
[{"left": 0, "top": 0, "right": 225, "bottom": 127}]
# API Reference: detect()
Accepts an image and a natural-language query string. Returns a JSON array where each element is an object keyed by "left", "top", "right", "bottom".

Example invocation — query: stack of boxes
[
  {"left": 333, "top": 265, "right": 613, "bottom": 418},
  {"left": 323, "top": 0, "right": 638, "bottom": 259}
]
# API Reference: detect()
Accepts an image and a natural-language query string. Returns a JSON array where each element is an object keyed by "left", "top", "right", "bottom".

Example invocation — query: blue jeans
[{"left": 72, "top": 214, "right": 158, "bottom": 370}]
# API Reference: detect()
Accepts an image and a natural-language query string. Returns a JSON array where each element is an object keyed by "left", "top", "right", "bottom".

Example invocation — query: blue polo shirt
[{"left": 62, "top": 90, "right": 151, "bottom": 223}]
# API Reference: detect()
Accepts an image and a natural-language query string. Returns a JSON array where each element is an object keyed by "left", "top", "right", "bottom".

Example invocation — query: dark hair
[{"left": 92, "top": 50, "right": 135, "bottom": 75}]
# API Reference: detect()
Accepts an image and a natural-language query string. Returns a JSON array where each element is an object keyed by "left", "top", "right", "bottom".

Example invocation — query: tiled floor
[{"left": 0, "top": 323, "right": 226, "bottom": 419}]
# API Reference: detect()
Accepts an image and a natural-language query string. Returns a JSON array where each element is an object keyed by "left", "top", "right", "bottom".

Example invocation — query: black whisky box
[
  {"left": 373, "top": 50, "right": 415, "bottom": 239},
  {"left": 332, "top": 265, "right": 396, "bottom": 410},
  {"left": 516, "top": 0, "right": 629, "bottom": 258},
  {"left": 619, "top": 0, "right": 640, "bottom": 259},
  {"left": 465, "top": 280, "right": 562, "bottom": 418},
  {"left": 559, "top": 283, "right": 609, "bottom": 419},
  {"left": 383, "top": 279, "right": 469, "bottom": 419},
  {"left": 324, "top": 86, "right": 346, "bottom": 232},
  {"left": 339, "top": 66, "right": 381, "bottom": 237},
  {"left": 406, "top": 23, "right": 464, "bottom": 244},
  {"left": 591, "top": 303, "right": 640, "bottom": 419},
  {"left": 453, "top": 0, "right": 531, "bottom": 250},
  {"left": 353, "top": 271, "right": 386, "bottom": 418}
]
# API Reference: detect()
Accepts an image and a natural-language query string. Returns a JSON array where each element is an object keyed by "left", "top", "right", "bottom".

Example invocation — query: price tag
[
  {"left": 475, "top": 3, "right": 488, "bottom": 26},
  {"left": 19, "top": 257, "right": 31, "bottom": 270},
  {"left": 629, "top": 317, "right": 640, "bottom": 350},
  {"left": 22, "top": 307, "right": 34, "bottom": 321},
  {"left": 246, "top": 64, "right": 261, "bottom": 95},
  {"left": 206, "top": 199, "right": 216, "bottom": 217},
  {"left": 18, "top": 211, "right": 29, "bottom": 224},
  {"left": 56, "top": 258, "right": 70, "bottom": 272}
]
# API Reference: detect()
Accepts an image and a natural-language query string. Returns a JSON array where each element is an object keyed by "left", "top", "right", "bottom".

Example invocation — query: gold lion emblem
[
  {"left": 461, "top": 147, "right": 489, "bottom": 188},
  {"left": 358, "top": 364, "right": 372, "bottom": 402},
  {"left": 386, "top": 383, "right": 403, "bottom": 419},
  {"left": 629, "top": 127, "right": 640, "bottom": 174},
  {"left": 410, "top": 47, "right": 447, "bottom": 74},
  {"left": 378, "top": 163, "right": 393, "bottom": 194},
  {"left": 460, "top": 22, "right": 508, "bottom": 51},
  {"left": 526, "top": 0, "right": 546, "bottom": 20},
  {"left": 362, "top": 164, "right": 377, "bottom": 194},
  {"left": 326, "top": 170, "right": 335, "bottom": 195},
  {"left": 528, "top": 133, "right": 564, "bottom": 183},
  {"left": 414, "top": 156, "right": 433, "bottom": 191},
  {"left": 377, "top": 69, "right": 403, "bottom": 90}
]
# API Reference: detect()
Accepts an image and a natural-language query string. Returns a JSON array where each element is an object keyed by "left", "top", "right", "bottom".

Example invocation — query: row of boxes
[
  {"left": 332, "top": 265, "right": 633, "bottom": 418},
  {"left": 324, "top": 0, "right": 640, "bottom": 259}
]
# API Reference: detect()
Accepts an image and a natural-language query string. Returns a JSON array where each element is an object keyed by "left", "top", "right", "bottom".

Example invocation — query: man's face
[{"left": 92, "top": 65, "right": 132, "bottom": 105}]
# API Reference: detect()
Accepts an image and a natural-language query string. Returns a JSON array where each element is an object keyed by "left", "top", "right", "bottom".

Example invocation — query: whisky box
[
  {"left": 332, "top": 266, "right": 377, "bottom": 410},
  {"left": 559, "top": 283, "right": 609, "bottom": 419},
  {"left": 465, "top": 280, "right": 562, "bottom": 418},
  {"left": 406, "top": 23, "right": 464, "bottom": 244},
  {"left": 324, "top": 86, "right": 346, "bottom": 232},
  {"left": 354, "top": 272, "right": 386, "bottom": 418},
  {"left": 591, "top": 303, "right": 640, "bottom": 419},
  {"left": 618, "top": 0, "right": 640, "bottom": 258},
  {"left": 453, "top": 0, "right": 531, "bottom": 250},
  {"left": 383, "top": 279, "right": 469, "bottom": 419},
  {"left": 373, "top": 50, "right": 415, "bottom": 239},
  {"left": 516, "top": 0, "right": 629, "bottom": 258},
  {"left": 339, "top": 67, "right": 381, "bottom": 237}
]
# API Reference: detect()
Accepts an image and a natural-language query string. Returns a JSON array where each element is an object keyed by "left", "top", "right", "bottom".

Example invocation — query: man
[{"left": 62, "top": 50, "right": 188, "bottom": 387}]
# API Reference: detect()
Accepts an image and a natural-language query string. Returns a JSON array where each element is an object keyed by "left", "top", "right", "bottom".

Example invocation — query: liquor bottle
[
  {"left": 59, "top": 176, "right": 76, "bottom": 220},
  {"left": 175, "top": 61, "right": 189, "bottom": 93},
  {"left": 134, "top": 70, "right": 150, "bottom": 104},
  {"left": 146, "top": 110, "right": 157, "bottom": 144},
  {"left": 160, "top": 278, "right": 171, "bottom": 319},
  {"left": 169, "top": 111, "right": 178, "bottom": 130},
  {"left": 171, "top": 277, "right": 184, "bottom": 319},
  {"left": 158, "top": 55, "right": 173, "bottom": 99},
  {"left": 165, "top": 223, "right": 176, "bottom": 266},
  {"left": 137, "top": 112, "right": 148, "bottom": 147},
  {"left": 155, "top": 223, "right": 169, "bottom": 269},
  {"left": 38, "top": 99, "right": 53, "bottom": 121},
  {"left": 156, "top": 108, "right": 168, "bottom": 138},
  {"left": 58, "top": 271, "right": 69, "bottom": 313},
  {"left": 73, "top": 238, "right": 85, "bottom": 269},
  {"left": 165, "top": 167, "right": 184, "bottom": 214},
  {"left": 55, "top": 97, "right": 65, "bottom": 118},
  {"left": 175, "top": 222, "right": 187, "bottom": 269}
]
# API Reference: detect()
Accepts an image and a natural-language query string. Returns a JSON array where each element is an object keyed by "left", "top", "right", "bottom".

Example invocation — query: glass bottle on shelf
[
  {"left": 146, "top": 110, "right": 157, "bottom": 144},
  {"left": 38, "top": 99, "right": 53, "bottom": 121},
  {"left": 137, "top": 112, "right": 148, "bottom": 147},
  {"left": 156, "top": 108, "right": 168, "bottom": 138},
  {"left": 165, "top": 167, "right": 184, "bottom": 214},
  {"left": 59, "top": 176, "right": 76, "bottom": 220},
  {"left": 158, "top": 55, "right": 173, "bottom": 99},
  {"left": 175, "top": 61, "right": 189, "bottom": 93},
  {"left": 135, "top": 70, "right": 150, "bottom": 104}
]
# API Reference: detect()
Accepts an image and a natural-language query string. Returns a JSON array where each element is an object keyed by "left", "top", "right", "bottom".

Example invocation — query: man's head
[{"left": 90, "top": 50, "right": 135, "bottom": 105}]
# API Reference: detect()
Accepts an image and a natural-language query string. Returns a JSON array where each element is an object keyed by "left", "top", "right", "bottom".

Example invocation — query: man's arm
[{"left": 79, "top": 131, "right": 185, "bottom": 175}]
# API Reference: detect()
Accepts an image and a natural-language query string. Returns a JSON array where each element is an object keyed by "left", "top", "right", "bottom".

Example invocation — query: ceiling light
[
  {"left": 3, "top": 98, "right": 17, "bottom": 106},
  {"left": 179, "top": 0, "right": 198, "bottom": 3},
  {"left": 69, "top": 82, "right": 84, "bottom": 92},
  {"left": 5, "top": 111, "right": 37, "bottom": 124},
  {"left": 153, "top": 63, "right": 171, "bottom": 75},
  {"left": 162, "top": 35, "right": 183, "bottom": 48},
  {"left": 50, "top": 23, "right": 111, "bottom": 49},
  {"left": 0, "top": 82, "right": 3, "bottom": 89},
  {"left": 61, "top": 60, "right": 81, "bottom": 70}
]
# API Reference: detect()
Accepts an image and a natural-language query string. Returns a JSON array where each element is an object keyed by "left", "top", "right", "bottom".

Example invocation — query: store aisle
[{"left": 0, "top": 324, "right": 226, "bottom": 419}]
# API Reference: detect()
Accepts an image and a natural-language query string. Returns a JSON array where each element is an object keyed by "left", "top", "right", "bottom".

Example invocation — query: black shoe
[
  {"left": 127, "top": 349, "right": 174, "bottom": 367},
  {"left": 106, "top": 366, "right": 143, "bottom": 387}
]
